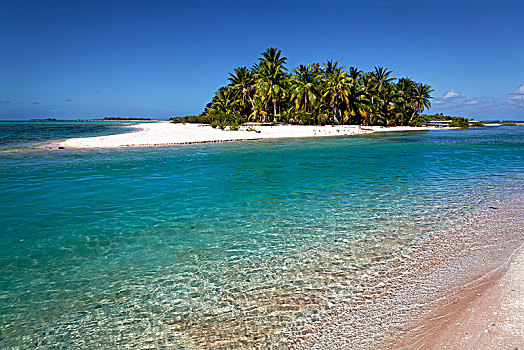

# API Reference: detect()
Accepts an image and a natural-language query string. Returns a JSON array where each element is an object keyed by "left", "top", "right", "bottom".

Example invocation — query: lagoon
[{"left": 0, "top": 124, "right": 522, "bottom": 348}]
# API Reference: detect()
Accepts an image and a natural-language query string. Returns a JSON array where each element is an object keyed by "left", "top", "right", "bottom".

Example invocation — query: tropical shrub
[
  {"left": 170, "top": 115, "right": 211, "bottom": 124},
  {"left": 449, "top": 117, "right": 470, "bottom": 128}
]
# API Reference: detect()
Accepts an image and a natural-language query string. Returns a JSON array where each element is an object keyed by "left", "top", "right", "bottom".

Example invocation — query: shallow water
[
  {"left": 0, "top": 120, "right": 140, "bottom": 150},
  {"left": 0, "top": 126, "right": 522, "bottom": 348}
]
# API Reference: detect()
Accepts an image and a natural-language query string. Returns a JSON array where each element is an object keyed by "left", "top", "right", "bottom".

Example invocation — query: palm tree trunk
[
  {"left": 408, "top": 106, "right": 418, "bottom": 125},
  {"left": 304, "top": 92, "right": 308, "bottom": 113}
]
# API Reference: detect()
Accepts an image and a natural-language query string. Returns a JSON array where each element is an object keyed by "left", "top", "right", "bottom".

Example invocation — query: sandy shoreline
[
  {"left": 52, "top": 122, "right": 435, "bottom": 149},
  {"left": 293, "top": 195, "right": 524, "bottom": 349},
  {"left": 397, "top": 243, "right": 524, "bottom": 349}
]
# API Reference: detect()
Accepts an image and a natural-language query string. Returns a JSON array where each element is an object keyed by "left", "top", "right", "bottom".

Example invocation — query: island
[
  {"left": 175, "top": 47, "right": 434, "bottom": 128},
  {"left": 56, "top": 48, "right": 441, "bottom": 149}
]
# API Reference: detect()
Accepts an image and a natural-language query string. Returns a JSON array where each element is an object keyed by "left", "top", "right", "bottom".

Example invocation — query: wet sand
[
  {"left": 53, "top": 122, "right": 435, "bottom": 149},
  {"left": 395, "top": 244, "right": 524, "bottom": 349},
  {"left": 293, "top": 196, "right": 524, "bottom": 349}
]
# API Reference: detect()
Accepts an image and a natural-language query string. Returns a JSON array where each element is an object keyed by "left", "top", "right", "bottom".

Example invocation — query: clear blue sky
[{"left": 1, "top": 0, "right": 523, "bottom": 120}]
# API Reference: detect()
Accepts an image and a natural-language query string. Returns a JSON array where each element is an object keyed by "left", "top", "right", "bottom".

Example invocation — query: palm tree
[
  {"left": 359, "top": 72, "right": 378, "bottom": 125},
  {"left": 367, "top": 66, "right": 396, "bottom": 124},
  {"left": 348, "top": 66, "right": 362, "bottom": 82},
  {"left": 207, "top": 86, "right": 236, "bottom": 116},
  {"left": 343, "top": 67, "right": 364, "bottom": 123},
  {"left": 378, "top": 84, "right": 403, "bottom": 126},
  {"left": 409, "top": 83, "right": 433, "bottom": 124},
  {"left": 253, "top": 48, "right": 289, "bottom": 121},
  {"left": 259, "top": 47, "right": 288, "bottom": 68},
  {"left": 322, "top": 67, "right": 351, "bottom": 124},
  {"left": 290, "top": 64, "right": 321, "bottom": 113},
  {"left": 249, "top": 97, "right": 268, "bottom": 122},
  {"left": 323, "top": 60, "right": 345, "bottom": 77},
  {"left": 373, "top": 66, "right": 395, "bottom": 87},
  {"left": 396, "top": 77, "right": 416, "bottom": 125},
  {"left": 228, "top": 66, "right": 255, "bottom": 115}
]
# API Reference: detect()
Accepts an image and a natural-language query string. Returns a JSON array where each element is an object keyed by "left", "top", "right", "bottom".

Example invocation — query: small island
[
  {"left": 54, "top": 48, "right": 514, "bottom": 150},
  {"left": 172, "top": 47, "right": 434, "bottom": 129}
]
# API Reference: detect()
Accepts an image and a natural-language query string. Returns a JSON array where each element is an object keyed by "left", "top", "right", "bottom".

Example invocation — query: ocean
[
  {"left": 0, "top": 122, "right": 522, "bottom": 348},
  {"left": 0, "top": 120, "right": 146, "bottom": 151}
]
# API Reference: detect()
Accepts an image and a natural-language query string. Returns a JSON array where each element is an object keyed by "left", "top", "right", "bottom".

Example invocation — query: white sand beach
[
  {"left": 55, "top": 122, "right": 435, "bottom": 149},
  {"left": 402, "top": 244, "right": 524, "bottom": 349}
]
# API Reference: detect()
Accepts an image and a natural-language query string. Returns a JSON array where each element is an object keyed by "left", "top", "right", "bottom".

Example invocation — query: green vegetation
[
  {"left": 449, "top": 117, "right": 470, "bottom": 128},
  {"left": 471, "top": 121, "right": 485, "bottom": 127},
  {"left": 501, "top": 122, "right": 517, "bottom": 126},
  {"left": 419, "top": 113, "right": 452, "bottom": 121},
  {"left": 195, "top": 48, "right": 434, "bottom": 128},
  {"left": 170, "top": 116, "right": 208, "bottom": 124}
]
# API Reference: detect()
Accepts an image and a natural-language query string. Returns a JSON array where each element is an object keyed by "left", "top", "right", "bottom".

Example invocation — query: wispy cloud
[
  {"left": 433, "top": 89, "right": 461, "bottom": 105},
  {"left": 463, "top": 96, "right": 497, "bottom": 106},
  {"left": 464, "top": 97, "right": 482, "bottom": 105},
  {"left": 443, "top": 89, "right": 461, "bottom": 100},
  {"left": 506, "top": 83, "right": 524, "bottom": 107},
  {"left": 433, "top": 89, "right": 497, "bottom": 108},
  {"left": 508, "top": 95, "right": 524, "bottom": 105},
  {"left": 510, "top": 83, "right": 524, "bottom": 95}
]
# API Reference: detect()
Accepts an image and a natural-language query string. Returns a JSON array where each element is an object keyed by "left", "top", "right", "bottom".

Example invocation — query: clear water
[
  {"left": 0, "top": 125, "right": 522, "bottom": 348},
  {"left": 0, "top": 120, "right": 144, "bottom": 151}
]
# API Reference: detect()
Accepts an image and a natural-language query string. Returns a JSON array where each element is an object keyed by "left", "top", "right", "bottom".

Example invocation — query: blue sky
[{"left": 1, "top": 0, "right": 523, "bottom": 120}]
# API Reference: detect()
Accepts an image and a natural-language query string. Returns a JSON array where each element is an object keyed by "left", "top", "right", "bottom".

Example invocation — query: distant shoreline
[{"left": 50, "top": 122, "right": 437, "bottom": 149}]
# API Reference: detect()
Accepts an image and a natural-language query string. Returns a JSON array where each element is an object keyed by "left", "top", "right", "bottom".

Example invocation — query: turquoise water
[
  {"left": 0, "top": 120, "right": 145, "bottom": 150},
  {"left": 0, "top": 125, "right": 523, "bottom": 348}
]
